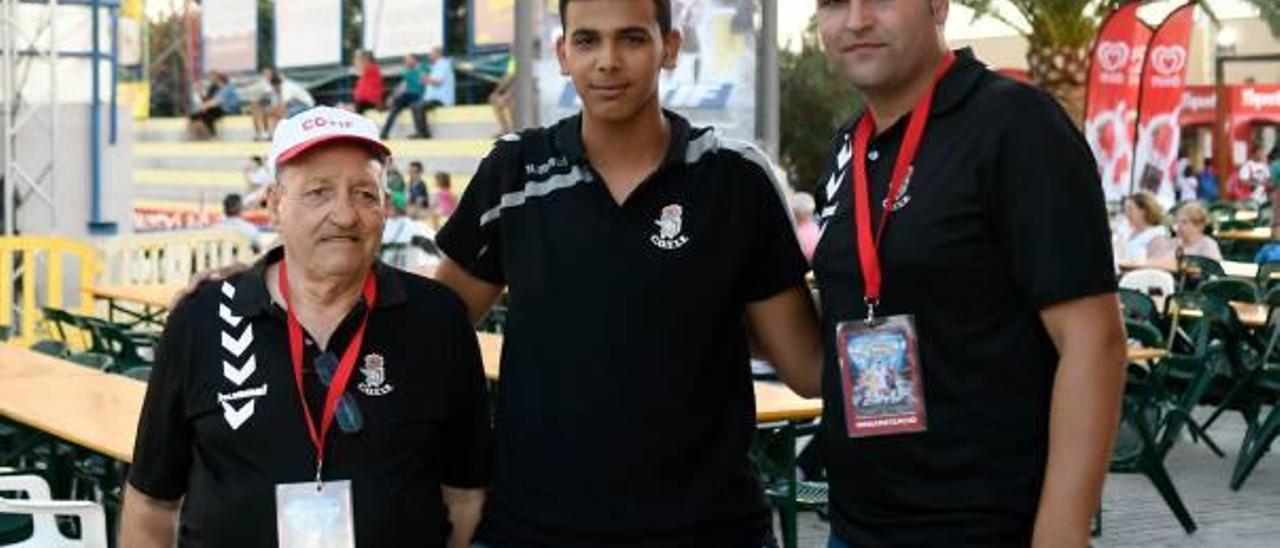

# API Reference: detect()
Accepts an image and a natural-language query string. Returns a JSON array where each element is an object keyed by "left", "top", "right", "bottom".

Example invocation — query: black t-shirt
[
  {"left": 811, "top": 49, "right": 1117, "bottom": 547},
  {"left": 128, "top": 247, "right": 492, "bottom": 547},
  {"left": 436, "top": 111, "right": 808, "bottom": 547}
]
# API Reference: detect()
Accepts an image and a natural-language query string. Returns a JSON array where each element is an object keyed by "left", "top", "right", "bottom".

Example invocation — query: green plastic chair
[
  {"left": 1256, "top": 204, "right": 1273, "bottom": 228},
  {"left": 1120, "top": 288, "right": 1162, "bottom": 328},
  {"left": 1125, "top": 320, "right": 1165, "bottom": 350},
  {"left": 27, "top": 340, "right": 67, "bottom": 358},
  {"left": 1198, "top": 277, "right": 1260, "bottom": 304},
  {"left": 80, "top": 318, "right": 156, "bottom": 371},
  {"left": 1220, "top": 219, "right": 1255, "bottom": 232},
  {"left": 1153, "top": 293, "right": 1227, "bottom": 457},
  {"left": 1179, "top": 255, "right": 1225, "bottom": 291},
  {"left": 66, "top": 352, "right": 115, "bottom": 372},
  {"left": 120, "top": 366, "right": 153, "bottom": 382},
  {"left": 1229, "top": 365, "right": 1280, "bottom": 490},
  {"left": 1099, "top": 306, "right": 1206, "bottom": 535},
  {"left": 1209, "top": 203, "right": 1238, "bottom": 224},
  {"left": 754, "top": 420, "right": 827, "bottom": 548},
  {"left": 1256, "top": 262, "right": 1280, "bottom": 293}
]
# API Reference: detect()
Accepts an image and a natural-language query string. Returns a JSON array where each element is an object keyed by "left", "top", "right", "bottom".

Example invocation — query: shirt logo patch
[
  {"left": 883, "top": 166, "right": 914, "bottom": 212},
  {"left": 357, "top": 353, "right": 394, "bottom": 397},
  {"left": 651, "top": 204, "right": 690, "bottom": 250}
]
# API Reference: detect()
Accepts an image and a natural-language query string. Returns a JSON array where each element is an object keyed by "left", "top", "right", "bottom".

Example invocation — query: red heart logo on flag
[
  {"left": 1096, "top": 41, "right": 1129, "bottom": 72},
  {"left": 1150, "top": 46, "right": 1186, "bottom": 76}
]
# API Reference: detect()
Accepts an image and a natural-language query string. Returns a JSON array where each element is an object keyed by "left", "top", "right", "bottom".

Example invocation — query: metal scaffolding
[{"left": 1, "top": 0, "right": 60, "bottom": 235}]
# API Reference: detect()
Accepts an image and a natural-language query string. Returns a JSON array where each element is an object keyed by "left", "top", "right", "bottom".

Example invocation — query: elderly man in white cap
[{"left": 119, "top": 106, "right": 492, "bottom": 548}]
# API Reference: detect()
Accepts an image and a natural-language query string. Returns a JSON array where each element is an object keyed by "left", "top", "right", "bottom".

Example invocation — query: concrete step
[
  {"left": 133, "top": 138, "right": 492, "bottom": 174},
  {"left": 132, "top": 169, "right": 473, "bottom": 204},
  {"left": 136, "top": 105, "right": 501, "bottom": 142}
]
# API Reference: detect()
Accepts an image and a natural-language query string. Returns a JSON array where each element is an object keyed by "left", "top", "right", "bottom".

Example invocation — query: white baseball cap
[{"left": 267, "top": 106, "right": 392, "bottom": 176}]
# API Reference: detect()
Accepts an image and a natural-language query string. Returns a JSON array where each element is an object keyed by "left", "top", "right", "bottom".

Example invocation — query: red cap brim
[{"left": 275, "top": 135, "right": 392, "bottom": 170}]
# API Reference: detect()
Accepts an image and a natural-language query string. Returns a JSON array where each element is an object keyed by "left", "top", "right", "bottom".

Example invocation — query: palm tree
[{"left": 957, "top": 0, "right": 1280, "bottom": 125}]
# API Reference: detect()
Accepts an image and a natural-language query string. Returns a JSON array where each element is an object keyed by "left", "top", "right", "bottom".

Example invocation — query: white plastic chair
[
  {"left": 0, "top": 474, "right": 107, "bottom": 547},
  {"left": 1120, "top": 268, "right": 1177, "bottom": 312}
]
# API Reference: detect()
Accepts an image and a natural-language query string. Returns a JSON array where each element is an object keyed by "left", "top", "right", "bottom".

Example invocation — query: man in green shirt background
[{"left": 381, "top": 54, "right": 428, "bottom": 139}]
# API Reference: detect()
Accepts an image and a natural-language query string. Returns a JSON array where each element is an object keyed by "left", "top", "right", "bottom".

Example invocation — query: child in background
[{"left": 434, "top": 172, "right": 458, "bottom": 219}]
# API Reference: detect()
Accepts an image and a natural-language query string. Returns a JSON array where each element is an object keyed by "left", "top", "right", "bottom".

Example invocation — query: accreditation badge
[
  {"left": 276, "top": 480, "right": 355, "bottom": 548},
  {"left": 835, "top": 315, "right": 928, "bottom": 438}
]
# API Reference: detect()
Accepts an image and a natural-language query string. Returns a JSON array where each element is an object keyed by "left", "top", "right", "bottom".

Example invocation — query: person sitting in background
[
  {"left": 407, "top": 161, "right": 431, "bottom": 212},
  {"left": 386, "top": 158, "right": 406, "bottom": 195},
  {"left": 1271, "top": 146, "right": 1280, "bottom": 188},
  {"left": 790, "top": 191, "right": 819, "bottom": 261},
  {"left": 489, "top": 57, "right": 517, "bottom": 135},
  {"left": 381, "top": 54, "right": 428, "bottom": 139},
  {"left": 217, "top": 193, "right": 260, "bottom": 250},
  {"left": 248, "top": 68, "right": 278, "bottom": 140},
  {"left": 187, "top": 72, "right": 240, "bottom": 139},
  {"left": 353, "top": 50, "right": 385, "bottom": 114},
  {"left": 1198, "top": 158, "right": 1220, "bottom": 203},
  {"left": 266, "top": 73, "right": 315, "bottom": 130},
  {"left": 433, "top": 172, "right": 457, "bottom": 219},
  {"left": 242, "top": 156, "right": 273, "bottom": 207},
  {"left": 411, "top": 46, "right": 455, "bottom": 138},
  {"left": 381, "top": 192, "right": 438, "bottom": 273},
  {"left": 1240, "top": 142, "right": 1272, "bottom": 203},
  {"left": 1118, "top": 191, "right": 1169, "bottom": 262},
  {"left": 1178, "top": 164, "right": 1198, "bottom": 203},
  {"left": 1149, "top": 201, "right": 1222, "bottom": 269}
]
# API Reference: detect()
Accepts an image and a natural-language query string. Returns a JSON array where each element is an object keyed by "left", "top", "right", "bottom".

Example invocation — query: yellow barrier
[
  {"left": 98, "top": 229, "right": 255, "bottom": 285},
  {"left": 0, "top": 237, "right": 100, "bottom": 346}
]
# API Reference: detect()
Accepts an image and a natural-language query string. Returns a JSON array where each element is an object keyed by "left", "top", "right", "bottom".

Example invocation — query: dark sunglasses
[{"left": 314, "top": 351, "right": 364, "bottom": 434}]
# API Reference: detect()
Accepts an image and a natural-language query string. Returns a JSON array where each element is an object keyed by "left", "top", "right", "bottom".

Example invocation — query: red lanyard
[
  {"left": 278, "top": 260, "right": 377, "bottom": 484},
  {"left": 851, "top": 53, "right": 955, "bottom": 322}
]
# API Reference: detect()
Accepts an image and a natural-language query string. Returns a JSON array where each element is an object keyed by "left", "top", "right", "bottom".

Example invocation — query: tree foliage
[{"left": 778, "top": 20, "right": 861, "bottom": 195}]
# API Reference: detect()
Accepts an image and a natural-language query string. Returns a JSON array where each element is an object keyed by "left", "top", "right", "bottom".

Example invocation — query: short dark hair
[
  {"left": 223, "top": 193, "right": 244, "bottom": 217},
  {"left": 409, "top": 160, "right": 424, "bottom": 171},
  {"left": 559, "top": 0, "right": 672, "bottom": 35}
]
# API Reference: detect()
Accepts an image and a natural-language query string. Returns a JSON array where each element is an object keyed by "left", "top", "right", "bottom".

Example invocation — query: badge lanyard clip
[{"left": 864, "top": 297, "right": 880, "bottom": 327}]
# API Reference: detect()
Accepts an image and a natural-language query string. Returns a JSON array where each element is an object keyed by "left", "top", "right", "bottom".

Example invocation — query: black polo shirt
[
  {"left": 128, "top": 247, "right": 492, "bottom": 547},
  {"left": 811, "top": 49, "right": 1117, "bottom": 547},
  {"left": 436, "top": 110, "right": 808, "bottom": 547}
]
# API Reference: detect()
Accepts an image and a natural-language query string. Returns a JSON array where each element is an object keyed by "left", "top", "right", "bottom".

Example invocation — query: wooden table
[
  {"left": 1117, "top": 259, "right": 1262, "bottom": 280},
  {"left": 1177, "top": 301, "right": 1270, "bottom": 328},
  {"left": 88, "top": 284, "right": 184, "bottom": 328},
  {"left": 88, "top": 284, "right": 182, "bottom": 310},
  {"left": 1217, "top": 227, "right": 1272, "bottom": 243},
  {"left": 1223, "top": 261, "right": 1262, "bottom": 279},
  {"left": 1127, "top": 347, "right": 1168, "bottom": 362},
  {"left": 0, "top": 332, "right": 820, "bottom": 466},
  {"left": 0, "top": 345, "right": 145, "bottom": 462}
]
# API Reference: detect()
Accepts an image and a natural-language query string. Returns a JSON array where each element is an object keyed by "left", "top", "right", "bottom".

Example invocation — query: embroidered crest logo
[
  {"left": 883, "top": 166, "right": 914, "bottom": 212},
  {"left": 357, "top": 353, "right": 394, "bottom": 397},
  {"left": 651, "top": 204, "right": 690, "bottom": 250}
]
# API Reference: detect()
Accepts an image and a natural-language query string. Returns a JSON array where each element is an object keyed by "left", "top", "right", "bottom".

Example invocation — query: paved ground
[{"left": 779, "top": 409, "right": 1279, "bottom": 547}]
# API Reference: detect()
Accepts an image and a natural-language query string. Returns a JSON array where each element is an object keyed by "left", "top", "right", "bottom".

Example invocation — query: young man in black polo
[
  {"left": 433, "top": 0, "right": 823, "bottom": 546},
  {"left": 810, "top": 1, "right": 1126, "bottom": 547},
  {"left": 120, "top": 107, "right": 492, "bottom": 547}
]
